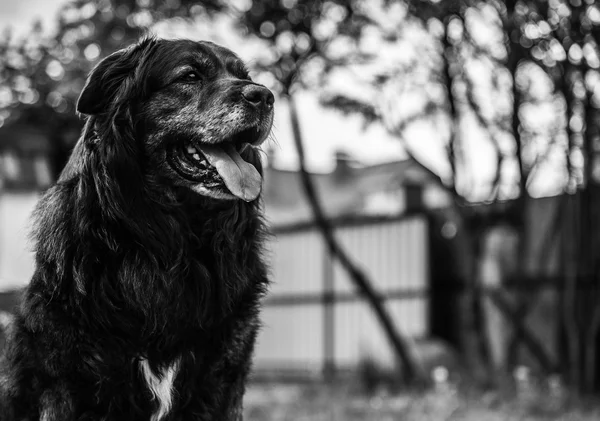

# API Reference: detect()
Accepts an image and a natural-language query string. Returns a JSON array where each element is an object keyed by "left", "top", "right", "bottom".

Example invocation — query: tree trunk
[{"left": 286, "top": 94, "right": 428, "bottom": 386}]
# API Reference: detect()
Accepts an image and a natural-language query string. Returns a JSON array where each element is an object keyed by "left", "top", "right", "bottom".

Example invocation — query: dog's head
[{"left": 76, "top": 37, "right": 274, "bottom": 202}]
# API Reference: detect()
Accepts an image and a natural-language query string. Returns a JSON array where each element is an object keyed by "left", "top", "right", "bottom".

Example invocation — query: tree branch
[{"left": 287, "top": 94, "right": 428, "bottom": 386}]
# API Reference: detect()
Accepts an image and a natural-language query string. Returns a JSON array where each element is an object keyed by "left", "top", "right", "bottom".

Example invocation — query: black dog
[{"left": 0, "top": 37, "right": 273, "bottom": 421}]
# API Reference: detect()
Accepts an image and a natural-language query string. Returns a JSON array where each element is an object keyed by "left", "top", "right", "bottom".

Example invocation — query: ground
[{"left": 244, "top": 378, "right": 600, "bottom": 421}]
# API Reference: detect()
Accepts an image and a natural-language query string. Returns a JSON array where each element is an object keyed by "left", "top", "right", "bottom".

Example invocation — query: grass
[{"left": 243, "top": 376, "right": 600, "bottom": 421}]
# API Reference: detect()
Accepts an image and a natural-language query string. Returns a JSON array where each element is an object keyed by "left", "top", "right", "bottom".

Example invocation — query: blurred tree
[{"left": 321, "top": 0, "right": 600, "bottom": 391}]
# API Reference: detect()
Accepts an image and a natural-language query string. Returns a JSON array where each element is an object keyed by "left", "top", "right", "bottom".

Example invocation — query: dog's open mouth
[{"left": 169, "top": 126, "right": 263, "bottom": 201}]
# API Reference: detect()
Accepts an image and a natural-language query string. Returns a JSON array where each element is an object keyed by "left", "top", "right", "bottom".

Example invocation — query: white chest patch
[{"left": 139, "top": 357, "right": 180, "bottom": 421}]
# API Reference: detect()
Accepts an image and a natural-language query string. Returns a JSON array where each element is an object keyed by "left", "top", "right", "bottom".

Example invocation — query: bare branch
[
  {"left": 320, "top": 95, "right": 379, "bottom": 123},
  {"left": 287, "top": 94, "right": 429, "bottom": 386}
]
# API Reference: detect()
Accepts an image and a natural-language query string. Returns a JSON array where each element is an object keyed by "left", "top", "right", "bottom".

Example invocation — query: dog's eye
[{"left": 180, "top": 71, "right": 201, "bottom": 82}]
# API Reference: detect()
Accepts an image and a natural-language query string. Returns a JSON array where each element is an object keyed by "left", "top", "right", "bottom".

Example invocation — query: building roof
[{"left": 263, "top": 153, "right": 441, "bottom": 226}]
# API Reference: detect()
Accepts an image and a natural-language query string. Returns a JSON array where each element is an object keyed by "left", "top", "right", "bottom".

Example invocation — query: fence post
[{"left": 323, "top": 244, "right": 336, "bottom": 381}]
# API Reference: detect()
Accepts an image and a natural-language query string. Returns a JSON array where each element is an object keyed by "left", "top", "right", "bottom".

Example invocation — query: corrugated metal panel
[
  {"left": 254, "top": 304, "right": 323, "bottom": 370},
  {"left": 333, "top": 217, "right": 428, "bottom": 293},
  {"left": 256, "top": 215, "right": 429, "bottom": 369},
  {"left": 0, "top": 193, "right": 38, "bottom": 291},
  {"left": 333, "top": 298, "right": 428, "bottom": 367},
  {"left": 267, "top": 229, "right": 324, "bottom": 295}
]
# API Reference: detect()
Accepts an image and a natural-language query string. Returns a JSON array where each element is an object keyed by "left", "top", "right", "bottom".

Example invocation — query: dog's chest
[{"left": 138, "top": 357, "right": 180, "bottom": 421}]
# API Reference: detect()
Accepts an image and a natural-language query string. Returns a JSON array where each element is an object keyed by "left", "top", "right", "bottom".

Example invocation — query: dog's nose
[{"left": 242, "top": 85, "right": 274, "bottom": 108}]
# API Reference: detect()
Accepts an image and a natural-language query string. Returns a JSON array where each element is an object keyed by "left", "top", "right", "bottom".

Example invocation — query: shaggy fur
[{"left": 0, "top": 37, "right": 273, "bottom": 421}]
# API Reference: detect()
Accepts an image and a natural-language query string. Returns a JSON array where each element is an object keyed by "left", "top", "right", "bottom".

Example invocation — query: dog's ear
[{"left": 77, "top": 37, "right": 156, "bottom": 115}]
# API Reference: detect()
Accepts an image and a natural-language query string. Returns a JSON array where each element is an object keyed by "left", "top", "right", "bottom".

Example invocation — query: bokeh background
[{"left": 1, "top": 0, "right": 600, "bottom": 419}]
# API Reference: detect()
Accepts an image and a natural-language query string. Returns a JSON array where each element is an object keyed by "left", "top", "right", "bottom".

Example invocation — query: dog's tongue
[{"left": 198, "top": 144, "right": 261, "bottom": 201}]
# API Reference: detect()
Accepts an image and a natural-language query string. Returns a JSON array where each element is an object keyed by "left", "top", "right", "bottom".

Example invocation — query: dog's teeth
[
  {"left": 187, "top": 145, "right": 197, "bottom": 154},
  {"left": 192, "top": 153, "right": 201, "bottom": 160}
]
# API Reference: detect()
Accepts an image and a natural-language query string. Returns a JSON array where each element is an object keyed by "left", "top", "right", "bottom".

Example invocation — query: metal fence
[
  {"left": 254, "top": 215, "right": 430, "bottom": 374},
  {"left": 0, "top": 192, "right": 38, "bottom": 292}
]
